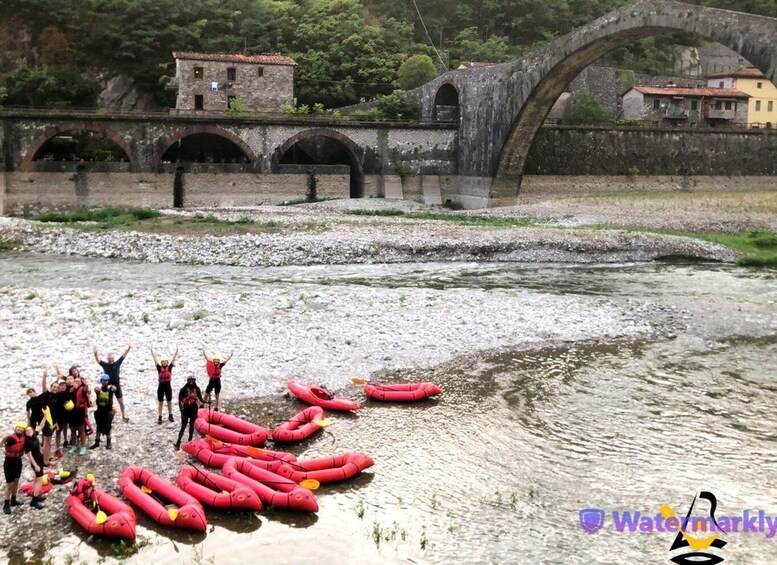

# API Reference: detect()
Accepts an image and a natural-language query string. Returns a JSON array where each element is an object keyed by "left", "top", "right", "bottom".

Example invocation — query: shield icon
[{"left": 579, "top": 508, "right": 606, "bottom": 534}]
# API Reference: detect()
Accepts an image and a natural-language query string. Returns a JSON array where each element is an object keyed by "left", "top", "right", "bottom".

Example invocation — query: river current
[{"left": 1, "top": 256, "right": 776, "bottom": 564}]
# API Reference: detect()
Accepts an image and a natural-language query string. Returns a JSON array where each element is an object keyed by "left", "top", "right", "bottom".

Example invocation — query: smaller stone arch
[
  {"left": 21, "top": 123, "right": 137, "bottom": 172},
  {"left": 271, "top": 128, "right": 364, "bottom": 174},
  {"left": 155, "top": 125, "right": 258, "bottom": 170},
  {"left": 433, "top": 83, "right": 460, "bottom": 123}
]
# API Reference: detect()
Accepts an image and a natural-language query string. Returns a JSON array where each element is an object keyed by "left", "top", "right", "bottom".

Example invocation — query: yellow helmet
[
  {"left": 64, "top": 400, "right": 75, "bottom": 411},
  {"left": 14, "top": 421, "right": 27, "bottom": 430},
  {"left": 212, "top": 355, "right": 221, "bottom": 362},
  {"left": 160, "top": 357, "right": 170, "bottom": 363}
]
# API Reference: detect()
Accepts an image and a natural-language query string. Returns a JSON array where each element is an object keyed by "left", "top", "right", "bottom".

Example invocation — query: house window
[
  {"left": 725, "top": 101, "right": 732, "bottom": 110},
  {"left": 257, "top": 67, "right": 264, "bottom": 77},
  {"left": 653, "top": 99, "right": 661, "bottom": 109},
  {"left": 757, "top": 82, "right": 763, "bottom": 89},
  {"left": 756, "top": 100, "right": 762, "bottom": 112},
  {"left": 227, "top": 95, "right": 236, "bottom": 109},
  {"left": 690, "top": 100, "right": 698, "bottom": 111},
  {"left": 193, "top": 67, "right": 204, "bottom": 79},
  {"left": 227, "top": 67, "right": 236, "bottom": 81},
  {"left": 715, "top": 101, "right": 722, "bottom": 110},
  {"left": 719, "top": 81, "right": 724, "bottom": 88},
  {"left": 194, "top": 94, "right": 204, "bottom": 110},
  {"left": 769, "top": 101, "right": 774, "bottom": 112}
]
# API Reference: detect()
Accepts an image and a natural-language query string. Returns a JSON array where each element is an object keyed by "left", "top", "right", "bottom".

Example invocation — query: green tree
[
  {"left": 227, "top": 97, "right": 247, "bottom": 117},
  {"left": 0, "top": 86, "right": 7, "bottom": 104},
  {"left": 568, "top": 90, "right": 611, "bottom": 124},
  {"left": 451, "top": 27, "right": 510, "bottom": 66},
  {"left": 376, "top": 89, "right": 419, "bottom": 120},
  {"left": 397, "top": 54, "right": 437, "bottom": 90},
  {"left": 4, "top": 65, "right": 100, "bottom": 107}
]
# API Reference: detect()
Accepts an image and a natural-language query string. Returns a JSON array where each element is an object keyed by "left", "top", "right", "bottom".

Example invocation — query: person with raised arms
[
  {"left": 3, "top": 422, "right": 27, "bottom": 514},
  {"left": 202, "top": 348, "right": 234, "bottom": 413},
  {"left": 90, "top": 374, "right": 117, "bottom": 450},
  {"left": 151, "top": 345, "right": 179, "bottom": 425},
  {"left": 93, "top": 343, "right": 132, "bottom": 422}
]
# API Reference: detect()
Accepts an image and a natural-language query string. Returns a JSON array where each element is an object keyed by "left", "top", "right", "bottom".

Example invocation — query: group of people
[{"left": 3, "top": 344, "right": 233, "bottom": 514}]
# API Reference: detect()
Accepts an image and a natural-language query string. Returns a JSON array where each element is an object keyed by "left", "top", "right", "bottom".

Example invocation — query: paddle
[
  {"left": 256, "top": 417, "right": 333, "bottom": 427},
  {"left": 140, "top": 485, "right": 179, "bottom": 521},
  {"left": 351, "top": 378, "right": 369, "bottom": 385},
  {"left": 85, "top": 473, "right": 108, "bottom": 525}
]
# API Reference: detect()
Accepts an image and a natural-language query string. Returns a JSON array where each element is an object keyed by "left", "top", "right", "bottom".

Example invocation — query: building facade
[
  {"left": 168, "top": 52, "right": 296, "bottom": 113},
  {"left": 622, "top": 85, "right": 750, "bottom": 127},
  {"left": 706, "top": 66, "right": 777, "bottom": 127}
]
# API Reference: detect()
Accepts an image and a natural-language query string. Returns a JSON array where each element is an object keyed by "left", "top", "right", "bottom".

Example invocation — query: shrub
[{"left": 376, "top": 90, "right": 419, "bottom": 120}]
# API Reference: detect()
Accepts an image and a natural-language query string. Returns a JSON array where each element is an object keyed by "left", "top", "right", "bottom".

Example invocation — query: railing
[
  {"left": 0, "top": 105, "right": 457, "bottom": 127},
  {"left": 665, "top": 107, "right": 689, "bottom": 119},
  {"left": 164, "top": 77, "right": 179, "bottom": 90},
  {"left": 706, "top": 108, "right": 737, "bottom": 120},
  {"left": 542, "top": 117, "right": 777, "bottom": 132}
]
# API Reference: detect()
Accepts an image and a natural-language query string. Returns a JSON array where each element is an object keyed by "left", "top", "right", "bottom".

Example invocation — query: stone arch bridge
[{"left": 2, "top": 0, "right": 777, "bottom": 213}]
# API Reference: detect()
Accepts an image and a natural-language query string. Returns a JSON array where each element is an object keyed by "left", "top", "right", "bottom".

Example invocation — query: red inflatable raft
[
  {"left": 195, "top": 409, "right": 269, "bottom": 446},
  {"left": 364, "top": 382, "right": 442, "bottom": 402},
  {"left": 222, "top": 457, "right": 318, "bottom": 513},
  {"left": 182, "top": 438, "right": 296, "bottom": 468},
  {"left": 119, "top": 466, "right": 207, "bottom": 531},
  {"left": 67, "top": 480, "right": 136, "bottom": 540},
  {"left": 251, "top": 452, "right": 374, "bottom": 484},
  {"left": 20, "top": 468, "right": 78, "bottom": 496},
  {"left": 287, "top": 380, "right": 360, "bottom": 412},
  {"left": 176, "top": 466, "right": 262, "bottom": 512},
  {"left": 271, "top": 406, "right": 326, "bottom": 443}
]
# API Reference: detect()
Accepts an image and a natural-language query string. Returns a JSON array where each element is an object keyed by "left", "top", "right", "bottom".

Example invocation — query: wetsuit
[
  {"left": 156, "top": 364, "right": 174, "bottom": 401},
  {"left": 42, "top": 392, "right": 57, "bottom": 438},
  {"left": 99, "top": 356, "right": 125, "bottom": 400},
  {"left": 70, "top": 385, "right": 91, "bottom": 429},
  {"left": 3, "top": 434, "right": 25, "bottom": 483},
  {"left": 27, "top": 391, "right": 54, "bottom": 438},
  {"left": 94, "top": 386, "right": 114, "bottom": 435},
  {"left": 175, "top": 383, "right": 204, "bottom": 448},
  {"left": 58, "top": 385, "right": 75, "bottom": 431},
  {"left": 24, "top": 434, "right": 44, "bottom": 478}
]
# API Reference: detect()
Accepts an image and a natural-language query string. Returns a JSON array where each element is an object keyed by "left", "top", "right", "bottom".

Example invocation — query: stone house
[
  {"left": 706, "top": 66, "right": 777, "bottom": 127},
  {"left": 622, "top": 84, "right": 750, "bottom": 127},
  {"left": 168, "top": 52, "right": 296, "bottom": 113}
]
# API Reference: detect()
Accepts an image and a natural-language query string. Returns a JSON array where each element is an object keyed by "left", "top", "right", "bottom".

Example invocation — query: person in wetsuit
[
  {"left": 202, "top": 349, "right": 234, "bottom": 413},
  {"left": 24, "top": 426, "right": 45, "bottom": 509},
  {"left": 151, "top": 345, "right": 179, "bottom": 425},
  {"left": 93, "top": 343, "right": 132, "bottom": 421},
  {"left": 174, "top": 376, "right": 205, "bottom": 451},
  {"left": 90, "top": 375, "right": 116, "bottom": 450},
  {"left": 3, "top": 422, "right": 26, "bottom": 514}
]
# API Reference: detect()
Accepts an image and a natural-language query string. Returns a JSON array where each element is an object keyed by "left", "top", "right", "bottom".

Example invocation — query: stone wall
[
  {"left": 525, "top": 127, "right": 777, "bottom": 176},
  {"left": 2, "top": 172, "right": 348, "bottom": 215},
  {"left": 175, "top": 59, "right": 294, "bottom": 112},
  {"left": 520, "top": 175, "right": 777, "bottom": 196}
]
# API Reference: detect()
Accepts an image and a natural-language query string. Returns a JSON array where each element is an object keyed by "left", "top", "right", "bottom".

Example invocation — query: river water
[{"left": 2, "top": 256, "right": 776, "bottom": 564}]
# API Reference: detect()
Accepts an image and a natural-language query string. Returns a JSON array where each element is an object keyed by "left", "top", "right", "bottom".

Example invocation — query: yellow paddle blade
[
  {"left": 205, "top": 435, "right": 224, "bottom": 448},
  {"left": 256, "top": 417, "right": 273, "bottom": 424},
  {"left": 221, "top": 490, "right": 230, "bottom": 495},
  {"left": 245, "top": 446, "right": 266, "bottom": 458},
  {"left": 299, "top": 479, "right": 320, "bottom": 490},
  {"left": 168, "top": 508, "right": 179, "bottom": 521},
  {"left": 86, "top": 473, "right": 96, "bottom": 483},
  {"left": 140, "top": 485, "right": 153, "bottom": 494},
  {"left": 58, "top": 469, "right": 70, "bottom": 478},
  {"left": 172, "top": 450, "right": 187, "bottom": 461},
  {"left": 41, "top": 475, "right": 49, "bottom": 486},
  {"left": 95, "top": 510, "right": 108, "bottom": 525},
  {"left": 351, "top": 378, "right": 369, "bottom": 385},
  {"left": 313, "top": 419, "right": 332, "bottom": 428}
]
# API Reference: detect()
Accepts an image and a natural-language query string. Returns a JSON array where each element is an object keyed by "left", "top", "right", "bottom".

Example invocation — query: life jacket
[
  {"left": 181, "top": 386, "right": 199, "bottom": 407},
  {"left": 75, "top": 385, "right": 90, "bottom": 409},
  {"left": 207, "top": 361, "right": 222, "bottom": 379},
  {"left": 158, "top": 365, "right": 172, "bottom": 383},
  {"left": 71, "top": 478, "right": 96, "bottom": 507},
  {"left": 4, "top": 434, "right": 25, "bottom": 458},
  {"left": 96, "top": 387, "right": 112, "bottom": 408}
]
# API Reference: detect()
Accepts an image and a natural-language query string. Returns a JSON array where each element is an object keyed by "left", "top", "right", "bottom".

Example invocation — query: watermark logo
[
  {"left": 579, "top": 508, "right": 605, "bottom": 534},
  {"left": 664, "top": 491, "right": 726, "bottom": 565}
]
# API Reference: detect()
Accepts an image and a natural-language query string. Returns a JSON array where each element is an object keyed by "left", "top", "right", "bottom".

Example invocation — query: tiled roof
[
  {"left": 172, "top": 52, "right": 296, "bottom": 66},
  {"left": 633, "top": 86, "right": 750, "bottom": 98},
  {"left": 707, "top": 66, "right": 765, "bottom": 79}
]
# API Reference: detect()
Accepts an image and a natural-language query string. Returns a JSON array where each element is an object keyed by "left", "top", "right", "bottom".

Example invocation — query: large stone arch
[
  {"left": 154, "top": 125, "right": 258, "bottom": 170},
  {"left": 271, "top": 128, "right": 365, "bottom": 175},
  {"left": 21, "top": 123, "right": 137, "bottom": 172},
  {"left": 413, "top": 0, "right": 777, "bottom": 206}
]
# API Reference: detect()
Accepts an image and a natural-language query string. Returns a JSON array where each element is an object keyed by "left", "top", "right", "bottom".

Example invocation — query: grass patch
[
  {"left": 345, "top": 209, "right": 406, "bottom": 217},
  {"left": 32, "top": 207, "right": 160, "bottom": 224},
  {"left": 0, "top": 238, "right": 19, "bottom": 251},
  {"left": 278, "top": 196, "right": 335, "bottom": 206},
  {"left": 404, "top": 212, "right": 543, "bottom": 228},
  {"left": 688, "top": 230, "right": 777, "bottom": 267}
]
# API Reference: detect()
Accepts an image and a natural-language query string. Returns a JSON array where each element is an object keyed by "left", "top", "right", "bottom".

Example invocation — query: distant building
[
  {"left": 168, "top": 52, "right": 296, "bottom": 113},
  {"left": 622, "top": 84, "right": 750, "bottom": 127},
  {"left": 706, "top": 66, "right": 777, "bottom": 127}
]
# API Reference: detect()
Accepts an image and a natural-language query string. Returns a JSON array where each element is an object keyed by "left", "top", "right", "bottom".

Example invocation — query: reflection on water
[{"left": 1, "top": 254, "right": 775, "bottom": 563}]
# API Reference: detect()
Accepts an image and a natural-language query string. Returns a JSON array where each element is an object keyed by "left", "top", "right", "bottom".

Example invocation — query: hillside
[{"left": 0, "top": 0, "right": 771, "bottom": 110}]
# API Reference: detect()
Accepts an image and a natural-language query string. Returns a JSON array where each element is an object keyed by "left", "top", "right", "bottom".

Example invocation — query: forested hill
[{"left": 0, "top": 0, "right": 772, "bottom": 110}]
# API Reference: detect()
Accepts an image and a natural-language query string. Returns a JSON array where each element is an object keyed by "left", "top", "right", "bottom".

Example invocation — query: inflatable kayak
[
  {"left": 19, "top": 467, "right": 78, "bottom": 496},
  {"left": 271, "top": 406, "right": 325, "bottom": 443},
  {"left": 222, "top": 457, "right": 318, "bottom": 512},
  {"left": 364, "top": 382, "right": 442, "bottom": 402},
  {"left": 68, "top": 479, "right": 136, "bottom": 540},
  {"left": 119, "top": 466, "right": 207, "bottom": 531},
  {"left": 182, "top": 438, "right": 296, "bottom": 469},
  {"left": 287, "top": 380, "right": 360, "bottom": 412},
  {"left": 176, "top": 466, "right": 262, "bottom": 512},
  {"left": 252, "top": 452, "right": 374, "bottom": 484},
  {"left": 195, "top": 409, "right": 269, "bottom": 446}
]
